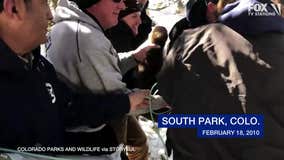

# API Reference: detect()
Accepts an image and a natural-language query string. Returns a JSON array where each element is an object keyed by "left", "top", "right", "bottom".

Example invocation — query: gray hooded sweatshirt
[{"left": 45, "top": 0, "right": 137, "bottom": 94}]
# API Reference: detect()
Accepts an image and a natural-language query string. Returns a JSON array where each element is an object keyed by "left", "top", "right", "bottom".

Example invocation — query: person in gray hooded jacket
[{"left": 44, "top": 0, "right": 167, "bottom": 159}]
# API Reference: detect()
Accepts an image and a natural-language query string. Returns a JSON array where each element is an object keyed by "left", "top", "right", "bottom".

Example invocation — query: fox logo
[{"left": 248, "top": 1, "right": 282, "bottom": 16}]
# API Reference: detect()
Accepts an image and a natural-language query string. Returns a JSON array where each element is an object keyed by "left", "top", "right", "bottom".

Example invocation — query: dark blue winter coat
[{"left": 0, "top": 39, "right": 130, "bottom": 153}]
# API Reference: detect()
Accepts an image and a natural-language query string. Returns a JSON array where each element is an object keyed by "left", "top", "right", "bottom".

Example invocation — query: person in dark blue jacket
[
  {"left": 168, "top": 0, "right": 219, "bottom": 48},
  {"left": 0, "top": 0, "right": 149, "bottom": 157}
]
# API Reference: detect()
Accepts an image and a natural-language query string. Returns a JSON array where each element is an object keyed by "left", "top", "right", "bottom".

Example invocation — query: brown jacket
[{"left": 158, "top": 23, "right": 284, "bottom": 160}]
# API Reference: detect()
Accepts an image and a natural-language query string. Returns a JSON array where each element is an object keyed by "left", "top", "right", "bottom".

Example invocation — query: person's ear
[
  {"left": 206, "top": 2, "right": 218, "bottom": 23},
  {"left": 207, "top": 2, "right": 216, "bottom": 13},
  {"left": 2, "top": 0, "right": 25, "bottom": 20},
  {"left": 3, "top": 0, "right": 17, "bottom": 16}
]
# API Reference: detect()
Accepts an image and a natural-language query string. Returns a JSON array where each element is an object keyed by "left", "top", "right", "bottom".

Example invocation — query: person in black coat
[
  {"left": 107, "top": 0, "right": 153, "bottom": 51},
  {"left": 107, "top": 0, "right": 143, "bottom": 52},
  {"left": 158, "top": 0, "right": 284, "bottom": 159},
  {"left": 0, "top": 0, "right": 148, "bottom": 156},
  {"left": 134, "top": 0, "right": 153, "bottom": 47},
  {"left": 107, "top": 0, "right": 145, "bottom": 90},
  {"left": 107, "top": 0, "right": 167, "bottom": 90},
  {"left": 106, "top": 2, "right": 149, "bottom": 159},
  {"left": 107, "top": 2, "right": 167, "bottom": 159}
]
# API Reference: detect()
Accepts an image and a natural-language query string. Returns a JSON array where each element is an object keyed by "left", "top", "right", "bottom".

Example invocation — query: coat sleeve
[
  {"left": 118, "top": 51, "right": 137, "bottom": 75},
  {"left": 56, "top": 79, "right": 130, "bottom": 128}
]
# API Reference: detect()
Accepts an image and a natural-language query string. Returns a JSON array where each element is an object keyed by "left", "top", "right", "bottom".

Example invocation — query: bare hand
[
  {"left": 128, "top": 89, "right": 150, "bottom": 113},
  {"left": 132, "top": 41, "right": 160, "bottom": 63}
]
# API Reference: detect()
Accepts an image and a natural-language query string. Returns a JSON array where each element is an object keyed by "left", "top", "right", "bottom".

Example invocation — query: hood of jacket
[
  {"left": 54, "top": 0, "right": 102, "bottom": 32},
  {"left": 219, "top": 0, "right": 284, "bottom": 35}
]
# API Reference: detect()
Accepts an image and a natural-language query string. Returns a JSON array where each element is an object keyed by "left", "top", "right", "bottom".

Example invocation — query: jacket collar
[
  {"left": 0, "top": 39, "right": 40, "bottom": 73},
  {"left": 116, "top": 20, "right": 134, "bottom": 35},
  {"left": 83, "top": 9, "right": 107, "bottom": 35},
  {"left": 106, "top": 20, "right": 135, "bottom": 38}
]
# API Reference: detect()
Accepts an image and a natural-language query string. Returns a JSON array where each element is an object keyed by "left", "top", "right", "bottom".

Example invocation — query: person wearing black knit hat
[
  {"left": 119, "top": 0, "right": 142, "bottom": 35},
  {"left": 107, "top": 0, "right": 142, "bottom": 50},
  {"left": 106, "top": 1, "right": 150, "bottom": 160},
  {"left": 119, "top": 0, "right": 142, "bottom": 20},
  {"left": 107, "top": 0, "right": 166, "bottom": 90}
]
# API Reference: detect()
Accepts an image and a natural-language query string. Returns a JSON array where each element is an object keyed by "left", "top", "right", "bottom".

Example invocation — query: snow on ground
[{"left": 138, "top": 116, "right": 170, "bottom": 160}]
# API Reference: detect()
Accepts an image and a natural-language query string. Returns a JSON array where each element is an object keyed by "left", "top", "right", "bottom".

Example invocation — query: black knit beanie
[
  {"left": 119, "top": 0, "right": 142, "bottom": 19},
  {"left": 71, "top": 0, "right": 100, "bottom": 9}
]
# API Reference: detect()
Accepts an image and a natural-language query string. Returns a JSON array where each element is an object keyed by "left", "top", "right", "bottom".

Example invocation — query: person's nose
[{"left": 137, "top": 16, "right": 142, "bottom": 25}]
